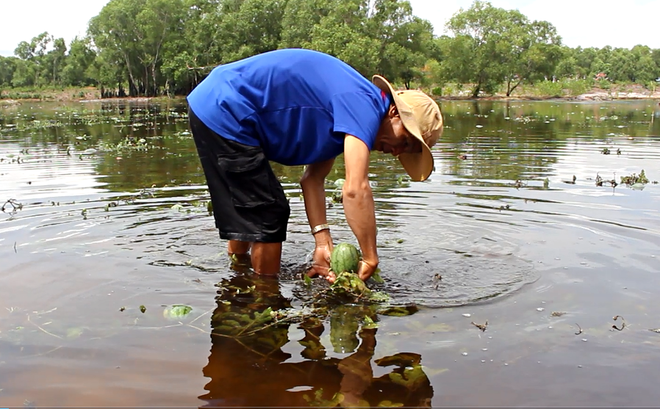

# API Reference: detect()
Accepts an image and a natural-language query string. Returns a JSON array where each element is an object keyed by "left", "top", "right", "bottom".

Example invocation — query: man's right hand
[{"left": 357, "top": 259, "right": 378, "bottom": 282}]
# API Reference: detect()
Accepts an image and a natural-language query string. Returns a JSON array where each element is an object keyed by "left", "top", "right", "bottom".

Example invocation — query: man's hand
[
  {"left": 307, "top": 243, "right": 336, "bottom": 282},
  {"left": 357, "top": 259, "right": 378, "bottom": 282}
]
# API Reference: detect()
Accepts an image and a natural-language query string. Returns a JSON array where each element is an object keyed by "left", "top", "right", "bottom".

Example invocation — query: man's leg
[
  {"left": 251, "top": 242, "right": 282, "bottom": 276},
  {"left": 227, "top": 240, "right": 281, "bottom": 276},
  {"left": 228, "top": 240, "right": 251, "bottom": 255},
  {"left": 188, "top": 107, "right": 289, "bottom": 276}
]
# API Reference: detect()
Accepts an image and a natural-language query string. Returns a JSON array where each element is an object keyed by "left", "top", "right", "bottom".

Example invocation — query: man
[{"left": 187, "top": 48, "right": 443, "bottom": 282}]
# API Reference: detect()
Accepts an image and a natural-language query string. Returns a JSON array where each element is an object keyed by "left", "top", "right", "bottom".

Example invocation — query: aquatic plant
[{"left": 620, "top": 169, "right": 649, "bottom": 186}]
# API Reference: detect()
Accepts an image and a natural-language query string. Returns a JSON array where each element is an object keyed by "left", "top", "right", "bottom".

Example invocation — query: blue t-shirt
[{"left": 187, "top": 49, "right": 391, "bottom": 166}]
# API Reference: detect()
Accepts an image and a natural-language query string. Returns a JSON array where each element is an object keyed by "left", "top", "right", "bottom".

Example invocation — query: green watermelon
[{"left": 330, "top": 243, "right": 360, "bottom": 273}]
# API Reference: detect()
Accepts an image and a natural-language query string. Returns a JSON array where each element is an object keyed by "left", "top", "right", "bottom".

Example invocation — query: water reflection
[
  {"left": 3, "top": 99, "right": 660, "bottom": 406},
  {"left": 200, "top": 271, "right": 433, "bottom": 408}
]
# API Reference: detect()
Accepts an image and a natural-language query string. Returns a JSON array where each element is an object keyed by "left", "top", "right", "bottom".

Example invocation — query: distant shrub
[
  {"left": 563, "top": 79, "right": 591, "bottom": 96},
  {"left": 3, "top": 91, "right": 41, "bottom": 99},
  {"left": 431, "top": 86, "right": 442, "bottom": 96},
  {"left": 535, "top": 81, "right": 563, "bottom": 97}
]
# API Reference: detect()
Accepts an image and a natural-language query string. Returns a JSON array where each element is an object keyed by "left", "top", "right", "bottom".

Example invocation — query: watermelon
[{"left": 330, "top": 243, "right": 360, "bottom": 273}]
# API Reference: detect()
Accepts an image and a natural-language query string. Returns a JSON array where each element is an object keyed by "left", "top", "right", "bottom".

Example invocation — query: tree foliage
[
  {"left": 1, "top": 0, "right": 659, "bottom": 98},
  {"left": 441, "top": 1, "right": 563, "bottom": 97}
]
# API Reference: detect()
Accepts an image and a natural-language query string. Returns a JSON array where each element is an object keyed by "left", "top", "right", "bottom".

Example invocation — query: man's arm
[
  {"left": 301, "top": 157, "right": 336, "bottom": 278},
  {"left": 343, "top": 135, "right": 379, "bottom": 280}
]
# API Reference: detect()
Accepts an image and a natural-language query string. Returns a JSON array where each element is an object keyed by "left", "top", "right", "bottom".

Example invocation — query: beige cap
[{"left": 372, "top": 75, "right": 443, "bottom": 181}]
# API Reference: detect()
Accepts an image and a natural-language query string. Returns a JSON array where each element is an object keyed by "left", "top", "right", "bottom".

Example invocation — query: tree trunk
[{"left": 471, "top": 83, "right": 481, "bottom": 98}]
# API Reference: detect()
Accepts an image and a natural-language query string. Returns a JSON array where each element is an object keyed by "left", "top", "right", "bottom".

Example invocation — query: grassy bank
[
  {"left": 0, "top": 86, "right": 101, "bottom": 102},
  {"left": 2, "top": 81, "right": 659, "bottom": 104},
  {"left": 425, "top": 80, "right": 659, "bottom": 100}
]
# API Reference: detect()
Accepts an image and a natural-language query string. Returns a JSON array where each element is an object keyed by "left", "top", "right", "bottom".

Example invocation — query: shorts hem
[{"left": 220, "top": 231, "right": 286, "bottom": 243}]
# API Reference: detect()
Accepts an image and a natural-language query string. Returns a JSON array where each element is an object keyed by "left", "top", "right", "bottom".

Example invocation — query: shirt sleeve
[{"left": 331, "top": 92, "right": 384, "bottom": 150}]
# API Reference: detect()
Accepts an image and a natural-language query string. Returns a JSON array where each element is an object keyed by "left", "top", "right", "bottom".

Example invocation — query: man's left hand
[{"left": 307, "top": 243, "right": 336, "bottom": 282}]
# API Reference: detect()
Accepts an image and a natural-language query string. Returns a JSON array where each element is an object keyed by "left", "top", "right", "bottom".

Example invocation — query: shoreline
[{"left": 2, "top": 88, "right": 659, "bottom": 106}]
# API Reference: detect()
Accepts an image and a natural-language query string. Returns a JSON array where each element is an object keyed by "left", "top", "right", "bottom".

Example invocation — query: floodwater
[{"left": 1, "top": 98, "right": 660, "bottom": 407}]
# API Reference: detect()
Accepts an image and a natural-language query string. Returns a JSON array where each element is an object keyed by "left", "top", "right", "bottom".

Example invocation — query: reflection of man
[{"left": 199, "top": 272, "right": 434, "bottom": 407}]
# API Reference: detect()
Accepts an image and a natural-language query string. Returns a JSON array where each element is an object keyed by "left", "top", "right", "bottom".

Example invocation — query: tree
[
  {"left": 213, "top": 0, "right": 286, "bottom": 62},
  {"left": 44, "top": 37, "right": 68, "bottom": 84},
  {"left": 609, "top": 48, "right": 635, "bottom": 82},
  {"left": 11, "top": 59, "right": 37, "bottom": 87},
  {"left": 61, "top": 37, "right": 97, "bottom": 86},
  {"left": 443, "top": 0, "right": 562, "bottom": 97},
  {"left": 89, "top": 0, "right": 184, "bottom": 96},
  {"left": 279, "top": 0, "right": 332, "bottom": 48},
  {"left": 13, "top": 31, "right": 55, "bottom": 86},
  {"left": 305, "top": 0, "right": 434, "bottom": 86},
  {"left": 88, "top": 0, "right": 142, "bottom": 95},
  {"left": 0, "top": 56, "right": 17, "bottom": 87},
  {"left": 631, "top": 45, "right": 658, "bottom": 84},
  {"left": 443, "top": 1, "right": 511, "bottom": 97},
  {"left": 555, "top": 46, "right": 578, "bottom": 79},
  {"left": 500, "top": 20, "right": 562, "bottom": 95},
  {"left": 305, "top": 0, "right": 381, "bottom": 76}
]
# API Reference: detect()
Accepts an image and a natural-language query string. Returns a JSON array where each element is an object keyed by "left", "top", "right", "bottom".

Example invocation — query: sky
[{"left": 1, "top": 0, "right": 659, "bottom": 57}]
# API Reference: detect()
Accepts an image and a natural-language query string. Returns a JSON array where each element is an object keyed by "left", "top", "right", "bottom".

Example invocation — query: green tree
[
  {"left": 631, "top": 45, "right": 658, "bottom": 84},
  {"left": 652, "top": 49, "right": 660, "bottom": 74},
  {"left": 443, "top": 0, "right": 562, "bottom": 97},
  {"left": 555, "top": 46, "right": 579, "bottom": 79},
  {"left": 61, "top": 37, "right": 97, "bottom": 86},
  {"left": 214, "top": 0, "right": 286, "bottom": 62},
  {"left": 279, "top": 0, "right": 332, "bottom": 48},
  {"left": 160, "top": 0, "right": 224, "bottom": 94},
  {"left": 11, "top": 59, "right": 37, "bottom": 87},
  {"left": 89, "top": 0, "right": 184, "bottom": 96},
  {"left": 0, "top": 56, "right": 17, "bottom": 87},
  {"left": 88, "top": 0, "right": 142, "bottom": 94},
  {"left": 305, "top": 0, "right": 434, "bottom": 86},
  {"left": 13, "top": 31, "right": 54, "bottom": 86},
  {"left": 305, "top": 0, "right": 381, "bottom": 76},
  {"left": 501, "top": 20, "right": 562, "bottom": 95},
  {"left": 43, "top": 37, "right": 67, "bottom": 84},
  {"left": 609, "top": 48, "right": 635, "bottom": 82}
]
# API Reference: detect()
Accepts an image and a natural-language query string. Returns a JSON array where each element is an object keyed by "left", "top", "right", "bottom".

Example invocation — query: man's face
[{"left": 375, "top": 106, "right": 423, "bottom": 156}]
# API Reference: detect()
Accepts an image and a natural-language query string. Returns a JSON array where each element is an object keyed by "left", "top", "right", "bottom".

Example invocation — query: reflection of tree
[{"left": 198, "top": 272, "right": 433, "bottom": 408}]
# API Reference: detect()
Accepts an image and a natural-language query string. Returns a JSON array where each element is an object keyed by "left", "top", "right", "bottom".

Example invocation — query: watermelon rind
[{"left": 330, "top": 243, "right": 360, "bottom": 273}]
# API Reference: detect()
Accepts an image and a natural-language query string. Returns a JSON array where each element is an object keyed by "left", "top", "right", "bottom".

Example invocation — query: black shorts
[{"left": 189, "top": 107, "right": 290, "bottom": 243}]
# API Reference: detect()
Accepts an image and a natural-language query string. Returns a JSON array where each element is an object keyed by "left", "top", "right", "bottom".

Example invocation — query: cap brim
[
  {"left": 398, "top": 145, "right": 434, "bottom": 182},
  {"left": 373, "top": 75, "right": 434, "bottom": 181}
]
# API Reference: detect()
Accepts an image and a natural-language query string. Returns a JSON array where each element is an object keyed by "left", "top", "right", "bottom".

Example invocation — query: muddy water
[{"left": 1, "top": 99, "right": 660, "bottom": 407}]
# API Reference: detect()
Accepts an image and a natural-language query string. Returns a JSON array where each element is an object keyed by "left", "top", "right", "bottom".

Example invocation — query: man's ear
[{"left": 388, "top": 104, "right": 399, "bottom": 118}]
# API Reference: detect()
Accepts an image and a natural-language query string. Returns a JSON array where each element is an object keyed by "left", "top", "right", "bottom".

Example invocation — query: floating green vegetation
[
  {"left": 620, "top": 169, "right": 649, "bottom": 186},
  {"left": 397, "top": 174, "right": 411, "bottom": 186},
  {"left": 163, "top": 304, "right": 193, "bottom": 320},
  {"left": 328, "top": 272, "right": 389, "bottom": 303},
  {"left": 211, "top": 271, "right": 400, "bottom": 348},
  {"left": 98, "top": 137, "right": 151, "bottom": 152},
  {"left": 595, "top": 173, "right": 618, "bottom": 188}
]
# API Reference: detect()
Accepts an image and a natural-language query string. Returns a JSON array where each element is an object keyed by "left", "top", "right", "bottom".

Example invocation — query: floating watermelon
[{"left": 330, "top": 242, "right": 360, "bottom": 274}]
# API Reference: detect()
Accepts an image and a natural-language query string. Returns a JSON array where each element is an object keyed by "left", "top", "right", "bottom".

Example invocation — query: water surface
[{"left": 1, "top": 99, "right": 660, "bottom": 407}]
